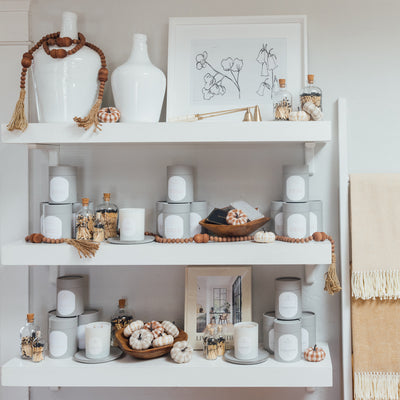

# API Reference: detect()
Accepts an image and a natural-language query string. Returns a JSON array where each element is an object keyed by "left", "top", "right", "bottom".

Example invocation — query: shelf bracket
[
  {"left": 304, "top": 142, "right": 316, "bottom": 176},
  {"left": 28, "top": 144, "right": 60, "bottom": 166},
  {"left": 304, "top": 265, "right": 317, "bottom": 285}
]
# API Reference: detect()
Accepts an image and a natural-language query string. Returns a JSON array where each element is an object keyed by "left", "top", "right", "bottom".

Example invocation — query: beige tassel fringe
[
  {"left": 354, "top": 372, "right": 400, "bottom": 400},
  {"left": 64, "top": 239, "right": 99, "bottom": 259},
  {"left": 7, "top": 89, "right": 28, "bottom": 132},
  {"left": 352, "top": 270, "right": 400, "bottom": 300},
  {"left": 324, "top": 254, "right": 342, "bottom": 295},
  {"left": 73, "top": 98, "right": 103, "bottom": 132}
]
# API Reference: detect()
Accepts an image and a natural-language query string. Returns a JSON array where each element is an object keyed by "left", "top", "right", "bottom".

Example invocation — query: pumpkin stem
[
  {"left": 182, "top": 347, "right": 187, "bottom": 352},
  {"left": 313, "top": 344, "right": 317, "bottom": 351},
  {"left": 139, "top": 333, "right": 142, "bottom": 340}
]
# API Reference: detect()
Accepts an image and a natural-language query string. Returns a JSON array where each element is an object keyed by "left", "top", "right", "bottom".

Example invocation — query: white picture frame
[{"left": 167, "top": 15, "right": 308, "bottom": 122}]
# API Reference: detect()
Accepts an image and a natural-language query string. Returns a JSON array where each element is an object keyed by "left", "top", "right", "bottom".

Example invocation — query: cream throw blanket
[{"left": 351, "top": 174, "right": 400, "bottom": 400}]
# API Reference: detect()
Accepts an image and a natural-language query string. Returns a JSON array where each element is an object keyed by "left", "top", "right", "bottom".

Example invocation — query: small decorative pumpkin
[
  {"left": 170, "top": 340, "right": 193, "bottom": 364},
  {"left": 162, "top": 320, "right": 180, "bottom": 338},
  {"left": 129, "top": 329, "right": 153, "bottom": 350},
  {"left": 153, "top": 334, "right": 174, "bottom": 348},
  {"left": 144, "top": 321, "right": 164, "bottom": 339},
  {"left": 254, "top": 230, "right": 275, "bottom": 243},
  {"left": 124, "top": 320, "right": 144, "bottom": 337},
  {"left": 289, "top": 110, "right": 310, "bottom": 121},
  {"left": 302, "top": 102, "right": 323, "bottom": 121},
  {"left": 226, "top": 209, "right": 248, "bottom": 225},
  {"left": 304, "top": 344, "right": 326, "bottom": 362},
  {"left": 98, "top": 107, "right": 121, "bottom": 123}
]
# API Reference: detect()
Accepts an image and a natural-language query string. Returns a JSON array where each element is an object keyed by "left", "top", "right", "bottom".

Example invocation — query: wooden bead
[
  {"left": 162, "top": 238, "right": 167, "bottom": 243},
  {"left": 222, "top": 238, "right": 227, "bottom": 242},
  {"left": 98, "top": 67, "right": 109, "bottom": 82},
  {"left": 203, "top": 234, "right": 209, "bottom": 243},
  {"left": 47, "top": 38, "right": 56, "bottom": 46},
  {"left": 296, "top": 238, "right": 300, "bottom": 243},
  {"left": 185, "top": 238, "right": 189, "bottom": 243},
  {"left": 301, "top": 239, "right": 305, "bottom": 243},
  {"left": 60, "top": 239, "right": 64, "bottom": 243},
  {"left": 56, "top": 37, "right": 72, "bottom": 47},
  {"left": 50, "top": 49, "right": 58, "bottom": 58},
  {"left": 51, "top": 239, "right": 56, "bottom": 244},
  {"left": 194, "top": 234, "right": 203, "bottom": 243},
  {"left": 21, "top": 56, "right": 32, "bottom": 68},
  {"left": 56, "top": 49, "right": 67, "bottom": 58},
  {"left": 320, "top": 232, "right": 327, "bottom": 241}
]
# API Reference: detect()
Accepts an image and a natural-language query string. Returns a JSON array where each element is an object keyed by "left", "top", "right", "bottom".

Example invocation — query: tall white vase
[
  {"left": 111, "top": 34, "right": 166, "bottom": 122},
  {"left": 32, "top": 12, "right": 100, "bottom": 123}
]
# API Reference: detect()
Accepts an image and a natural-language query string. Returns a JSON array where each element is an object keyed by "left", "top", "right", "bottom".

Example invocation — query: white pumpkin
[
  {"left": 302, "top": 102, "right": 323, "bottom": 121},
  {"left": 129, "top": 329, "right": 153, "bottom": 350},
  {"left": 162, "top": 320, "right": 180, "bottom": 338},
  {"left": 254, "top": 230, "right": 275, "bottom": 243},
  {"left": 153, "top": 334, "right": 174, "bottom": 348},
  {"left": 124, "top": 320, "right": 144, "bottom": 337},
  {"left": 289, "top": 110, "right": 310, "bottom": 121},
  {"left": 170, "top": 340, "right": 193, "bottom": 364}
]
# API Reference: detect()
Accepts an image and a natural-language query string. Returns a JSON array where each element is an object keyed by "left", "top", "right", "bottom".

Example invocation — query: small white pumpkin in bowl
[{"left": 254, "top": 230, "right": 276, "bottom": 243}]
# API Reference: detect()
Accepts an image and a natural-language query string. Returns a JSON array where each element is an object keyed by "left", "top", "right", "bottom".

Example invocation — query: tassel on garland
[
  {"left": 64, "top": 239, "right": 100, "bottom": 258},
  {"left": 73, "top": 98, "right": 103, "bottom": 132},
  {"left": 324, "top": 253, "right": 342, "bottom": 295},
  {"left": 7, "top": 89, "right": 28, "bottom": 132}
]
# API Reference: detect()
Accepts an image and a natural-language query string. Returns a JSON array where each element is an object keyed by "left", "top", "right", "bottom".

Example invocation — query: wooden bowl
[
  {"left": 115, "top": 327, "right": 188, "bottom": 360},
  {"left": 199, "top": 217, "right": 270, "bottom": 237}
]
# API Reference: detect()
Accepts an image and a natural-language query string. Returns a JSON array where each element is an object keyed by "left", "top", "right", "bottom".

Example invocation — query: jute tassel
[
  {"left": 64, "top": 239, "right": 100, "bottom": 259},
  {"left": 73, "top": 98, "right": 103, "bottom": 132},
  {"left": 324, "top": 253, "right": 342, "bottom": 294},
  {"left": 7, "top": 89, "right": 28, "bottom": 132}
]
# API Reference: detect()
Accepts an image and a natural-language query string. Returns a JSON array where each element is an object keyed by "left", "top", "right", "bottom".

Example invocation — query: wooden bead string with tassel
[
  {"left": 7, "top": 32, "right": 108, "bottom": 133},
  {"left": 145, "top": 232, "right": 254, "bottom": 243}
]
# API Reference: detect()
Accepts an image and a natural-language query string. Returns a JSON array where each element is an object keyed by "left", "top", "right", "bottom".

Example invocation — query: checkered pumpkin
[
  {"left": 304, "top": 345, "right": 326, "bottom": 362},
  {"left": 98, "top": 107, "right": 121, "bottom": 123}
]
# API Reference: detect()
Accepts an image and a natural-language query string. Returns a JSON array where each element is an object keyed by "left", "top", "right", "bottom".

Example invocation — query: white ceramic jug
[
  {"left": 111, "top": 34, "right": 166, "bottom": 122},
  {"left": 32, "top": 12, "right": 100, "bottom": 123}
]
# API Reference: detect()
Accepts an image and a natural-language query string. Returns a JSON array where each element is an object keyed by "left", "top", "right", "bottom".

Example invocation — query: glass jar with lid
[
  {"left": 272, "top": 79, "right": 292, "bottom": 120},
  {"left": 300, "top": 74, "right": 322, "bottom": 110},
  {"left": 76, "top": 198, "right": 94, "bottom": 240},
  {"left": 20, "top": 313, "right": 39, "bottom": 359},
  {"left": 93, "top": 211, "right": 105, "bottom": 242},
  {"left": 110, "top": 298, "right": 134, "bottom": 346},
  {"left": 95, "top": 193, "right": 118, "bottom": 239}
]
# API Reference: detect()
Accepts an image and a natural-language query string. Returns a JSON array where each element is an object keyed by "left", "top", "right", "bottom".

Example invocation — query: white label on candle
[
  {"left": 168, "top": 176, "right": 186, "bottom": 201},
  {"left": 164, "top": 215, "right": 184, "bottom": 238},
  {"left": 269, "top": 328, "right": 274, "bottom": 351},
  {"left": 57, "top": 290, "right": 76, "bottom": 315},
  {"left": 50, "top": 177, "right": 69, "bottom": 202},
  {"left": 157, "top": 213, "right": 164, "bottom": 235},
  {"left": 44, "top": 216, "right": 62, "bottom": 239},
  {"left": 278, "top": 334, "right": 298, "bottom": 361},
  {"left": 190, "top": 212, "right": 202, "bottom": 236},
  {"left": 87, "top": 337, "right": 104, "bottom": 356},
  {"left": 287, "top": 214, "right": 307, "bottom": 238},
  {"left": 310, "top": 211, "right": 317, "bottom": 235},
  {"left": 49, "top": 330, "right": 68, "bottom": 357},
  {"left": 301, "top": 328, "right": 309, "bottom": 352},
  {"left": 286, "top": 175, "right": 305, "bottom": 201},
  {"left": 274, "top": 212, "right": 283, "bottom": 235},
  {"left": 237, "top": 336, "right": 252, "bottom": 355},
  {"left": 77, "top": 325, "right": 86, "bottom": 350},
  {"left": 279, "top": 292, "right": 298, "bottom": 319}
]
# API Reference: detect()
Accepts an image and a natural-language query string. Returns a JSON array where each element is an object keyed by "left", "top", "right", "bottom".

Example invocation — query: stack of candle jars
[
  {"left": 155, "top": 165, "right": 208, "bottom": 239},
  {"left": 262, "top": 277, "right": 316, "bottom": 363},
  {"left": 270, "top": 165, "right": 323, "bottom": 239}
]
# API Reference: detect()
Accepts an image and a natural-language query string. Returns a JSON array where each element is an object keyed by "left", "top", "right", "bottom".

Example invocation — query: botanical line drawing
[
  {"left": 256, "top": 43, "right": 278, "bottom": 97},
  {"left": 195, "top": 51, "right": 243, "bottom": 100}
]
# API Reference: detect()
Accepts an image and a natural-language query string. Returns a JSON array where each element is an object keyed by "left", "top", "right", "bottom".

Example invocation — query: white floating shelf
[
  {"left": 1, "top": 343, "right": 332, "bottom": 388},
  {"left": 1, "top": 240, "right": 332, "bottom": 266},
  {"left": 1, "top": 121, "right": 331, "bottom": 144}
]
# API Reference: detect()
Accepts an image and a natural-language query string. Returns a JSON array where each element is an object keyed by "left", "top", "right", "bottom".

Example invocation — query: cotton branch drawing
[
  {"left": 256, "top": 43, "right": 279, "bottom": 97},
  {"left": 195, "top": 51, "right": 243, "bottom": 100}
]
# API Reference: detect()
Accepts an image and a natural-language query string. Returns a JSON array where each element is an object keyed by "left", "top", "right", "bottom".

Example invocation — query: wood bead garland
[{"left": 145, "top": 232, "right": 255, "bottom": 243}]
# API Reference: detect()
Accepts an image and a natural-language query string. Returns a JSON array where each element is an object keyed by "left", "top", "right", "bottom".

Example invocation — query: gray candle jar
[
  {"left": 56, "top": 275, "right": 87, "bottom": 317},
  {"left": 301, "top": 311, "right": 316, "bottom": 352},
  {"left": 49, "top": 165, "right": 77, "bottom": 204},
  {"left": 283, "top": 202, "right": 310, "bottom": 239},
  {"left": 309, "top": 200, "right": 323, "bottom": 235},
  {"left": 48, "top": 312, "right": 78, "bottom": 359},
  {"left": 163, "top": 203, "right": 190, "bottom": 239},
  {"left": 275, "top": 277, "right": 302, "bottom": 320},
  {"left": 271, "top": 201, "right": 284, "bottom": 236},
  {"left": 42, "top": 203, "right": 72, "bottom": 239},
  {"left": 274, "top": 319, "right": 301, "bottom": 363},
  {"left": 155, "top": 201, "right": 168, "bottom": 236},
  {"left": 282, "top": 165, "right": 309, "bottom": 203},
  {"left": 167, "top": 165, "right": 194, "bottom": 203},
  {"left": 190, "top": 201, "right": 208, "bottom": 236},
  {"left": 262, "top": 311, "right": 275, "bottom": 354},
  {"left": 77, "top": 309, "right": 101, "bottom": 350}
]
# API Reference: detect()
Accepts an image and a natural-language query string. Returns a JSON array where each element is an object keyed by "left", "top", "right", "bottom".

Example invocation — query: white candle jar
[
  {"left": 167, "top": 165, "right": 194, "bottom": 203},
  {"left": 283, "top": 202, "right": 310, "bottom": 239},
  {"left": 309, "top": 200, "right": 323, "bottom": 235},
  {"left": 42, "top": 203, "right": 72, "bottom": 239},
  {"left": 270, "top": 201, "right": 284, "bottom": 236},
  {"left": 163, "top": 203, "right": 190, "bottom": 239},
  {"left": 190, "top": 201, "right": 208, "bottom": 236},
  {"left": 262, "top": 311, "right": 275, "bottom": 354},
  {"left": 274, "top": 319, "right": 301, "bottom": 363},
  {"left": 119, "top": 208, "right": 145, "bottom": 241},
  {"left": 301, "top": 311, "right": 316, "bottom": 352},
  {"left": 56, "top": 275, "right": 87, "bottom": 317},
  {"left": 85, "top": 322, "right": 111, "bottom": 359},
  {"left": 49, "top": 165, "right": 77, "bottom": 204},
  {"left": 282, "top": 165, "right": 309, "bottom": 203},
  {"left": 233, "top": 322, "right": 258, "bottom": 360},
  {"left": 77, "top": 309, "right": 100, "bottom": 350},
  {"left": 275, "top": 277, "right": 302, "bottom": 320},
  {"left": 155, "top": 201, "right": 167, "bottom": 236},
  {"left": 48, "top": 312, "right": 78, "bottom": 359}
]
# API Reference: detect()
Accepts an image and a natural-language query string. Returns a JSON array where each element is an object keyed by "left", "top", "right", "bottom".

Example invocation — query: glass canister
[
  {"left": 72, "top": 201, "right": 94, "bottom": 239},
  {"left": 76, "top": 198, "right": 94, "bottom": 240},
  {"left": 190, "top": 201, "right": 208, "bottom": 236},
  {"left": 283, "top": 202, "right": 310, "bottom": 239},
  {"left": 95, "top": 193, "right": 119, "bottom": 239},
  {"left": 301, "top": 311, "right": 316, "bottom": 352},
  {"left": 155, "top": 201, "right": 167, "bottom": 236},
  {"left": 77, "top": 309, "right": 101, "bottom": 350},
  {"left": 110, "top": 298, "right": 134, "bottom": 346},
  {"left": 282, "top": 165, "right": 309, "bottom": 203},
  {"left": 300, "top": 74, "right": 322, "bottom": 111},
  {"left": 56, "top": 275, "right": 87, "bottom": 317},
  {"left": 19, "top": 313, "right": 39, "bottom": 359},
  {"left": 49, "top": 165, "right": 77, "bottom": 204},
  {"left": 272, "top": 79, "right": 292, "bottom": 121},
  {"left": 163, "top": 203, "right": 190, "bottom": 239},
  {"left": 273, "top": 319, "right": 301, "bottom": 363},
  {"left": 167, "top": 165, "right": 194, "bottom": 203},
  {"left": 309, "top": 200, "right": 323, "bottom": 235},
  {"left": 48, "top": 311, "right": 78, "bottom": 359},
  {"left": 262, "top": 311, "right": 275, "bottom": 354},
  {"left": 275, "top": 277, "right": 302, "bottom": 320},
  {"left": 42, "top": 203, "right": 72, "bottom": 239},
  {"left": 270, "top": 201, "right": 284, "bottom": 236}
]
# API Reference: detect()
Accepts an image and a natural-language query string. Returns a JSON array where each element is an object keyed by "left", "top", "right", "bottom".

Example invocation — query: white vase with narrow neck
[
  {"left": 32, "top": 11, "right": 100, "bottom": 123},
  {"left": 111, "top": 34, "right": 166, "bottom": 122}
]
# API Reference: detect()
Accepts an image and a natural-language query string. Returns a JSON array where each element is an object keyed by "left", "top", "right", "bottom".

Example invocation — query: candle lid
[
  {"left": 156, "top": 201, "right": 168, "bottom": 212},
  {"left": 263, "top": 311, "right": 275, "bottom": 319},
  {"left": 44, "top": 203, "right": 73, "bottom": 214},
  {"left": 301, "top": 311, "right": 315, "bottom": 326},
  {"left": 283, "top": 165, "right": 309, "bottom": 175},
  {"left": 283, "top": 202, "right": 309, "bottom": 212},
  {"left": 78, "top": 309, "right": 100, "bottom": 326},
  {"left": 49, "top": 165, "right": 76, "bottom": 176},
  {"left": 308, "top": 200, "right": 322, "bottom": 211},
  {"left": 275, "top": 277, "right": 301, "bottom": 290},
  {"left": 274, "top": 319, "right": 301, "bottom": 331},
  {"left": 57, "top": 275, "right": 87, "bottom": 289},
  {"left": 49, "top": 311, "right": 78, "bottom": 329},
  {"left": 167, "top": 165, "right": 194, "bottom": 175},
  {"left": 163, "top": 203, "right": 191, "bottom": 213},
  {"left": 270, "top": 201, "right": 284, "bottom": 211},
  {"left": 190, "top": 201, "right": 207, "bottom": 212}
]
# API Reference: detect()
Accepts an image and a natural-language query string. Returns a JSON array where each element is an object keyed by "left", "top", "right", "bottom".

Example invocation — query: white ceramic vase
[
  {"left": 111, "top": 34, "right": 166, "bottom": 122},
  {"left": 32, "top": 11, "right": 100, "bottom": 123}
]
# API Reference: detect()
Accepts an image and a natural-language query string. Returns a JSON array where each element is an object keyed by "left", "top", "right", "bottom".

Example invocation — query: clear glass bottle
[
  {"left": 205, "top": 327, "right": 218, "bottom": 360},
  {"left": 216, "top": 325, "right": 226, "bottom": 357},
  {"left": 93, "top": 211, "right": 105, "bottom": 242},
  {"left": 300, "top": 74, "right": 322, "bottom": 111},
  {"left": 202, "top": 323, "right": 212, "bottom": 357},
  {"left": 20, "top": 313, "right": 39, "bottom": 360},
  {"left": 95, "top": 193, "right": 119, "bottom": 239},
  {"left": 32, "top": 331, "right": 46, "bottom": 363},
  {"left": 110, "top": 298, "right": 134, "bottom": 346},
  {"left": 272, "top": 78, "right": 292, "bottom": 121},
  {"left": 76, "top": 198, "right": 94, "bottom": 240}
]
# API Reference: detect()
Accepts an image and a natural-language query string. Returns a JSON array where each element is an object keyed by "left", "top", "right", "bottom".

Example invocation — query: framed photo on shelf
[
  {"left": 185, "top": 265, "right": 252, "bottom": 350},
  {"left": 167, "top": 16, "right": 307, "bottom": 121}
]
